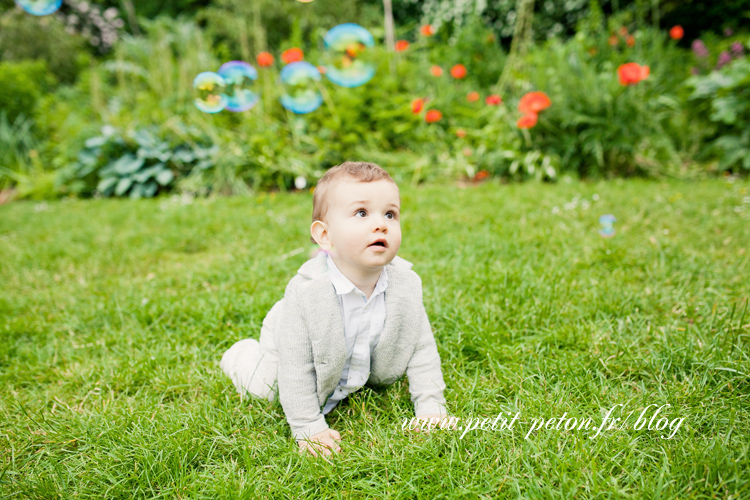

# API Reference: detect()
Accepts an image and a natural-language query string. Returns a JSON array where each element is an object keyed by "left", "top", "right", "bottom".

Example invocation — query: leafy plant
[
  {"left": 64, "top": 125, "right": 217, "bottom": 198},
  {"left": 686, "top": 56, "right": 750, "bottom": 172}
]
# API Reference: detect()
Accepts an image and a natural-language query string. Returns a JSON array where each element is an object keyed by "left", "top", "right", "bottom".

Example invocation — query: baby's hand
[
  {"left": 297, "top": 428, "right": 342, "bottom": 458},
  {"left": 412, "top": 413, "right": 457, "bottom": 434}
]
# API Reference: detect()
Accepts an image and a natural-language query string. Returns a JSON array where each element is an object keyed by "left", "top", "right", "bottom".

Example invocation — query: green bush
[
  {"left": 0, "top": 60, "right": 57, "bottom": 123},
  {"left": 0, "top": 9, "right": 89, "bottom": 85},
  {"left": 687, "top": 53, "right": 750, "bottom": 172}
]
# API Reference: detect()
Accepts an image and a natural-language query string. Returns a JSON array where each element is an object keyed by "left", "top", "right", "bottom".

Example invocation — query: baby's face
[{"left": 321, "top": 177, "right": 402, "bottom": 274}]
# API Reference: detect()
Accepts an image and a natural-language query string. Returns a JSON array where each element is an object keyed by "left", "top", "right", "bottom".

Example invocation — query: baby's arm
[
  {"left": 405, "top": 292, "right": 449, "bottom": 418},
  {"left": 276, "top": 285, "right": 341, "bottom": 455}
]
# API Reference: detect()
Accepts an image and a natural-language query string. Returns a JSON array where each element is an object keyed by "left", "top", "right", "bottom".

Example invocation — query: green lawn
[{"left": 1, "top": 178, "right": 749, "bottom": 499}]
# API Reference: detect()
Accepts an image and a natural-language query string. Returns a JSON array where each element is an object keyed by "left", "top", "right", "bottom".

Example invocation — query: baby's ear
[{"left": 310, "top": 220, "right": 330, "bottom": 248}]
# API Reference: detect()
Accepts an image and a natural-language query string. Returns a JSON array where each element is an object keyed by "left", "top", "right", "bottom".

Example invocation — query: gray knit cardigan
[{"left": 276, "top": 251, "right": 448, "bottom": 440}]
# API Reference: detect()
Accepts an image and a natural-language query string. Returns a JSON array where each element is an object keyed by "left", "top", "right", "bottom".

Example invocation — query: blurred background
[{"left": 0, "top": 0, "right": 748, "bottom": 201}]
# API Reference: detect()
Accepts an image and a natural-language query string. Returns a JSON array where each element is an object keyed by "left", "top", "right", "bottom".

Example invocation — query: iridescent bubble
[
  {"left": 217, "top": 61, "right": 258, "bottom": 112},
  {"left": 323, "top": 23, "right": 376, "bottom": 88},
  {"left": 599, "top": 214, "right": 616, "bottom": 238},
  {"left": 193, "top": 72, "right": 227, "bottom": 114},
  {"left": 280, "top": 62, "right": 323, "bottom": 114},
  {"left": 15, "top": 0, "right": 62, "bottom": 16}
]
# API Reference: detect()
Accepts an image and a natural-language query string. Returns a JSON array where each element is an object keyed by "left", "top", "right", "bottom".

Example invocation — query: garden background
[{"left": 1, "top": 0, "right": 749, "bottom": 498}]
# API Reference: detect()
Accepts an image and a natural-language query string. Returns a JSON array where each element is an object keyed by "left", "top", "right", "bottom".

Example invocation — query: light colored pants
[{"left": 220, "top": 300, "right": 282, "bottom": 401}]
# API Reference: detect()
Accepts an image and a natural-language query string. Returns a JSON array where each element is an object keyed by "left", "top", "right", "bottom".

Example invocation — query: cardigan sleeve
[
  {"left": 276, "top": 283, "right": 330, "bottom": 441},
  {"left": 405, "top": 277, "right": 448, "bottom": 417}
]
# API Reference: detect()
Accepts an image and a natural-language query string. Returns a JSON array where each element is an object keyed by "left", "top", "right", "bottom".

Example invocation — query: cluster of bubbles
[
  {"left": 599, "top": 214, "right": 616, "bottom": 238},
  {"left": 192, "top": 23, "right": 376, "bottom": 115},
  {"left": 193, "top": 61, "right": 259, "bottom": 114}
]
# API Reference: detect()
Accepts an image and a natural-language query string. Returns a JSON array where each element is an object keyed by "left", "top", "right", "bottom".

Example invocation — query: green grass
[{"left": 1, "top": 178, "right": 749, "bottom": 499}]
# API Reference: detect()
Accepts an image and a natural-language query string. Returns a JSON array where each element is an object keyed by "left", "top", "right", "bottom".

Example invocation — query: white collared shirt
[{"left": 322, "top": 254, "right": 388, "bottom": 414}]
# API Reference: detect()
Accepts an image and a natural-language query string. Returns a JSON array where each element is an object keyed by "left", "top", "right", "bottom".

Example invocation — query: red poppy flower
[
  {"left": 517, "top": 113, "right": 538, "bottom": 129},
  {"left": 411, "top": 98, "right": 425, "bottom": 114},
  {"left": 485, "top": 94, "right": 502, "bottom": 106},
  {"left": 455, "top": 129, "right": 467, "bottom": 138},
  {"left": 466, "top": 91, "right": 480, "bottom": 102},
  {"left": 420, "top": 25, "right": 435, "bottom": 36},
  {"left": 473, "top": 170, "right": 489, "bottom": 181},
  {"left": 317, "top": 65, "right": 327, "bottom": 74},
  {"left": 608, "top": 35, "right": 619, "bottom": 47},
  {"left": 256, "top": 51, "right": 274, "bottom": 67},
  {"left": 430, "top": 65, "right": 443, "bottom": 77},
  {"left": 626, "top": 35, "right": 635, "bottom": 47},
  {"left": 450, "top": 64, "right": 467, "bottom": 79},
  {"left": 425, "top": 110, "right": 442, "bottom": 123},
  {"left": 619, "top": 26, "right": 628, "bottom": 36},
  {"left": 617, "top": 62, "right": 649, "bottom": 85},
  {"left": 395, "top": 40, "right": 410, "bottom": 52},
  {"left": 518, "top": 91, "right": 551, "bottom": 114},
  {"left": 669, "top": 25, "right": 684, "bottom": 40},
  {"left": 281, "top": 47, "right": 304, "bottom": 64}
]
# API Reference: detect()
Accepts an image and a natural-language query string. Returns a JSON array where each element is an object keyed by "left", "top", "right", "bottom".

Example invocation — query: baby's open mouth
[{"left": 369, "top": 240, "right": 387, "bottom": 248}]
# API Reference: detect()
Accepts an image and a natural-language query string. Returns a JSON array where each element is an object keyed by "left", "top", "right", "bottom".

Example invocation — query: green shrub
[
  {"left": 687, "top": 54, "right": 750, "bottom": 172},
  {"left": 0, "top": 9, "right": 89, "bottom": 84},
  {"left": 0, "top": 60, "right": 56, "bottom": 123}
]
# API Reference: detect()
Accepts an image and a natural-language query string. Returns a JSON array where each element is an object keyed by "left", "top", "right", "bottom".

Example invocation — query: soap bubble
[
  {"left": 15, "top": 0, "right": 62, "bottom": 16},
  {"left": 193, "top": 72, "right": 227, "bottom": 113},
  {"left": 599, "top": 214, "right": 616, "bottom": 238},
  {"left": 217, "top": 61, "right": 258, "bottom": 112},
  {"left": 323, "top": 23, "right": 376, "bottom": 88},
  {"left": 280, "top": 62, "right": 323, "bottom": 114}
]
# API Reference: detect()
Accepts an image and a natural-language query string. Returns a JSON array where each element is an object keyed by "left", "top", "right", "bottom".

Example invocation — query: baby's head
[{"left": 310, "top": 162, "right": 402, "bottom": 274}]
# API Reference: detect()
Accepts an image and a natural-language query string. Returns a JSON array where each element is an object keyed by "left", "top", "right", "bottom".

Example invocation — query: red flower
[
  {"left": 395, "top": 40, "right": 410, "bottom": 52},
  {"left": 669, "top": 25, "right": 684, "bottom": 40},
  {"left": 450, "top": 64, "right": 467, "bottom": 79},
  {"left": 466, "top": 91, "right": 480, "bottom": 102},
  {"left": 455, "top": 129, "right": 467, "bottom": 138},
  {"left": 411, "top": 98, "right": 425, "bottom": 114},
  {"left": 608, "top": 35, "right": 619, "bottom": 47},
  {"left": 256, "top": 51, "right": 274, "bottom": 67},
  {"left": 485, "top": 94, "right": 502, "bottom": 106},
  {"left": 281, "top": 47, "right": 304, "bottom": 64},
  {"left": 430, "top": 65, "right": 443, "bottom": 77},
  {"left": 425, "top": 110, "right": 442, "bottom": 123},
  {"left": 473, "top": 170, "right": 489, "bottom": 181},
  {"left": 617, "top": 62, "right": 649, "bottom": 85},
  {"left": 518, "top": 91, "right": 551, "bottom": 114},
  {"left": 626, "top": 35, "right": 635, "bottom": 47},
  {"left": 317, "top": 65, "right": 327, "bottom": 74},
  {"left": 619, "top": 26, "right": 629, "bottom": 36},
  {"left": 517, "top": 113, "right": 538, "bottom": 129},
  {"left": 420, "top": 25, "right": 435, "bottom": 36}
]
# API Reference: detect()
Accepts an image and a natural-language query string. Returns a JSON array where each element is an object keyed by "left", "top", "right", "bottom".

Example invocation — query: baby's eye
[
  {"left": 385, "top": 212, "right": 395, "bottom": 220},
  {"left": 355, "top": 209, "right": 367, "bottom": 217}
]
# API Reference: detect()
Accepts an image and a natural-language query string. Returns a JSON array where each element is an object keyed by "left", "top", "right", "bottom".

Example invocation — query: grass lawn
[{"left": 1, "top": 178, "right": 749, "bottom": 499}]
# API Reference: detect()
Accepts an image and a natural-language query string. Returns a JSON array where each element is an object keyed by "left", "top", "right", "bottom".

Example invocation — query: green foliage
[
  {"left": 0, "top": 112, "right": 38, "bottom": 190},
  {"left": 0, "top": 60, "right": 57, "bottom": 124},
  {"left": 687, "top": 56, "right": 750, "bottom": 171},
  {"left": 63, "top": 125, "right": 217, "bottom": 198},
  {"left": 0, "top": 9, "right": 89, "bottom": 84}
]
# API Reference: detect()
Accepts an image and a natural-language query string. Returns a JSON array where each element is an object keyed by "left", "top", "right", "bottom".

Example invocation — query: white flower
[{"left": 294, "top": 176, "right": 307, "bottom": 190}]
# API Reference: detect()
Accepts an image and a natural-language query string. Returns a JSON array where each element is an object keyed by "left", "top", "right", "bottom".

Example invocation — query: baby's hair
[{"left": 311, "top": 161, "right": 398, "bottom": 223}]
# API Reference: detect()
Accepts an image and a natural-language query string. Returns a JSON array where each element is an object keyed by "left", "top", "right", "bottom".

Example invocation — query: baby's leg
[{"left": 220, "top": 300, "right": 283, "bottom": 401}]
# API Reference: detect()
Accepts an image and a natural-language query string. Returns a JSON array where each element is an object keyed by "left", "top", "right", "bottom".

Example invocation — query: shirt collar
[{"left": 326, "top": 254, "right": 388, "bottom": 298}]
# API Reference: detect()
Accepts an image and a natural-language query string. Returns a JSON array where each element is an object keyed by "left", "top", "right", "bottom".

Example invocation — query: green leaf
[
  {"left": 156, "top": 169, "right": 174, "bottom": 186},
  {"left": 132, "top": 164, "right": 164, "bottom": 183},
  {"left": 129, "top": 183, "right": 144, "bottom": 199},
  {"left": 143, "top": 181, "right": 158, "bottom": 197},
  {"left": 96, "top": 176, "right": 118, "bottom": 193},
  {"left": 114, "top": 177, "right": 133, "bottom": 196},
  {"left": 111, "top": 154, "right": 145, "bottom": 175},
  {"left": 84, "top": 136, "right": 107, "bottom": 148}
]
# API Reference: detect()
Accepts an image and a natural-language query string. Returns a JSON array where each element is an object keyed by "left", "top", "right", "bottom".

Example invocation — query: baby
[{"left": 220, "top": 161, "right": 449, "bottom": 457}]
